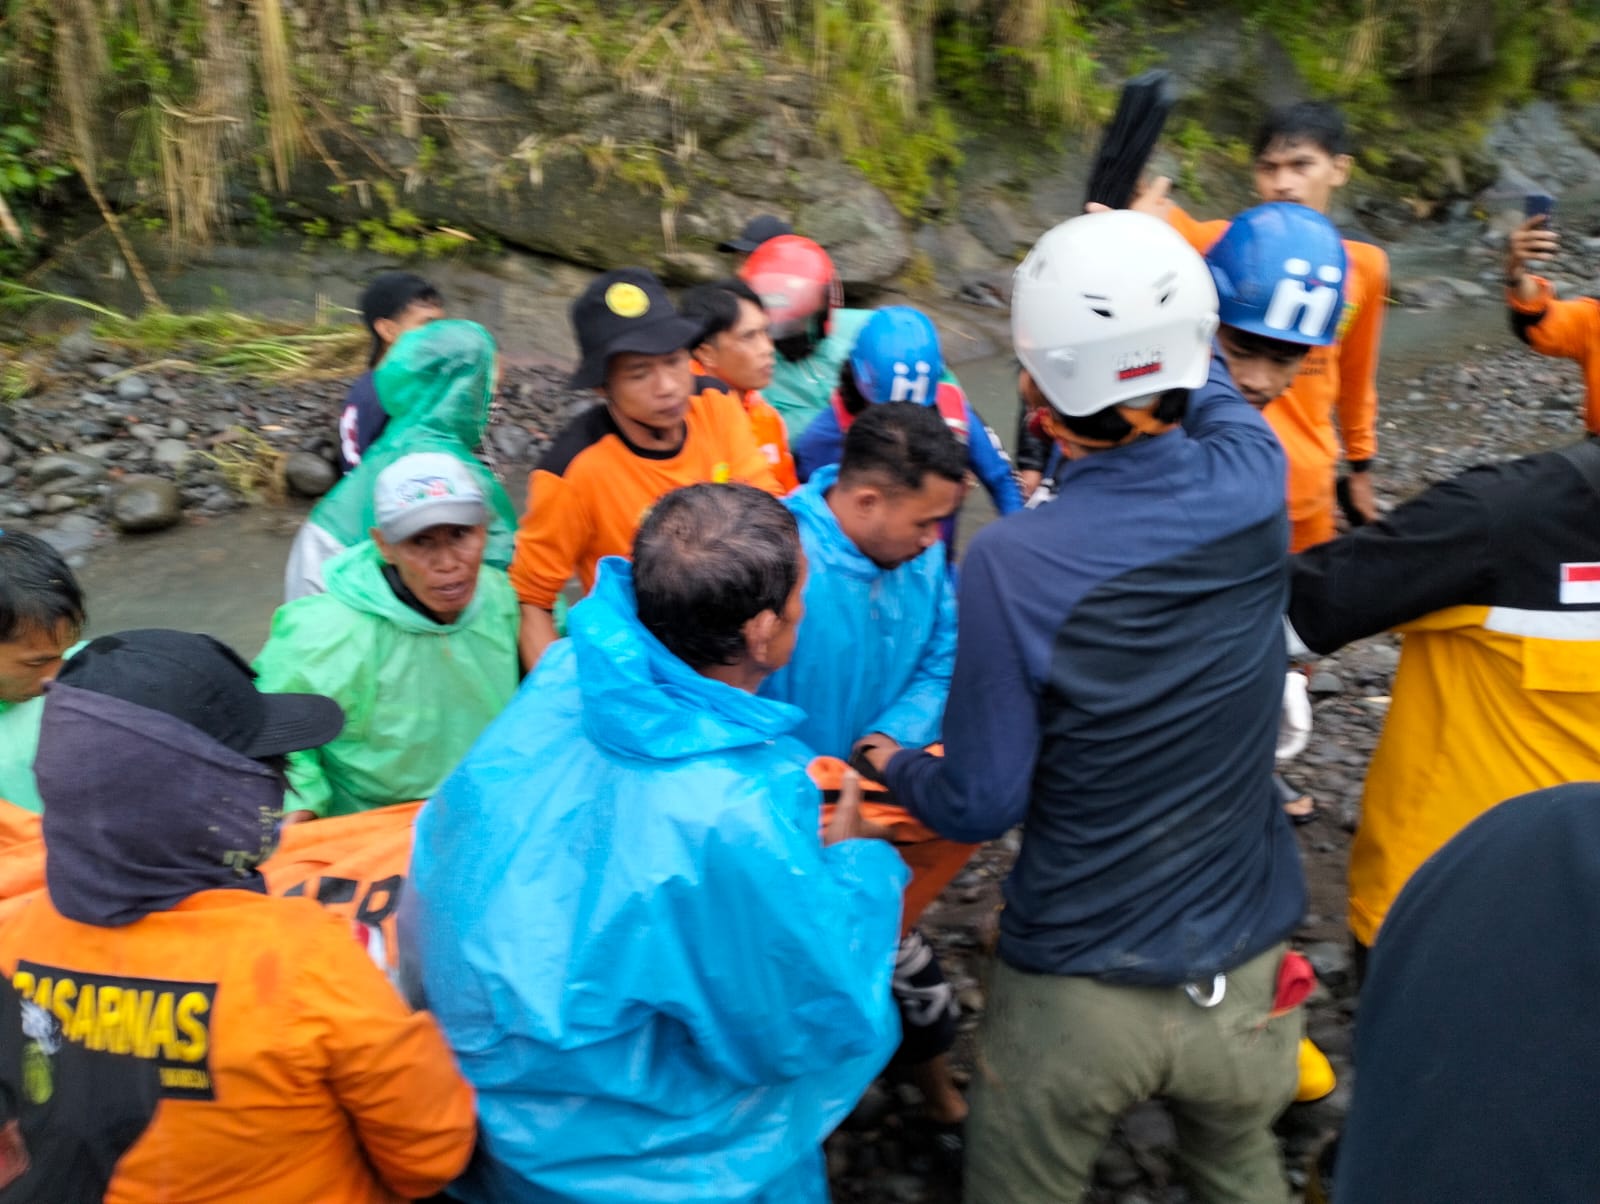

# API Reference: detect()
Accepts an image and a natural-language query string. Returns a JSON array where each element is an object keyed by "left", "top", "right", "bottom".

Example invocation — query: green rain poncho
[
  {"left": 307, "top": 320, "right": 517, "bottom": 566},
  {"left": 0, "top": 695, "right": 46, "bottom": 813},
  {"left": 254, "top": 539, "right": 520, "bottom": 817},
  {"left": 0, "top": 641, "right": 85, "bottom": 814}
]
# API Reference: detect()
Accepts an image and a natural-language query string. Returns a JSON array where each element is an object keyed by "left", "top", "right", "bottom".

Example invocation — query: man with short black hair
[
  {"left": 0, "top": 532, "right": 85, "bottom": 814},
  {"left": 681, "top": 278, "right": 797, "bottom": 491},
  {"left": 763, "top": 402, "right": 963, "bottom": 762},
  {"left": 338, "top": 272, "right": 445, "bottom": 473},
  {"left": 510, "top": 268, "right": 782, "bottom": 670},
  {"left": 1138, "top": 100, "right": 1389, "bottom": 551},
  {"left": 761, "top": 401, "right": 972, "bottom": 1154},
  {"left": 412, "top": 482, "right": 906, "bottom": 1203}
]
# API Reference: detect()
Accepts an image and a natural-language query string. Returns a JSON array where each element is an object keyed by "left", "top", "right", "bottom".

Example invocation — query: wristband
[{"left": 1347, "top": 460, "right": 1372, "bottom": 474}]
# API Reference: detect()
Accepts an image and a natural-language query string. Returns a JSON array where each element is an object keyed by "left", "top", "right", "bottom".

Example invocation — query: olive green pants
[{"left": 965, "top": 943, "right": 1300, "bottom": 1204}]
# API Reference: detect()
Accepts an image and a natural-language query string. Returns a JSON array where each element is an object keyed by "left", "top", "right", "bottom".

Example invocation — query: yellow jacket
[{"left": 1290, "top": 440, "right": 1600, "bottom": 946}]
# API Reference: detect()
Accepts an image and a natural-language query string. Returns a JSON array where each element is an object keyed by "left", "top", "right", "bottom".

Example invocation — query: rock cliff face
[
  {"left": 268, "top": 71, "right": 912, "bottom": 288},
  {"left": 11, "top": 0, "right": 1600, "bottom": 294}
]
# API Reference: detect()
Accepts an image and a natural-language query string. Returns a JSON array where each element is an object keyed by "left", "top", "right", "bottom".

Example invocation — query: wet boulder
[
  {"left": 109, "top": 476, "right": 183, "bottom": 533},
  {"left": 285, "top": 451, "right": 338, "bottom": 498}
]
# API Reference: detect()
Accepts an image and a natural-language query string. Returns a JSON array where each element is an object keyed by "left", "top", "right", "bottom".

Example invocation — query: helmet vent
[
  {"left": 1083, "top": 292, "right": 1113, "bottom": 318},
  {"left": 1154, "top": 270, "right": 1178, "bottom": 306}
]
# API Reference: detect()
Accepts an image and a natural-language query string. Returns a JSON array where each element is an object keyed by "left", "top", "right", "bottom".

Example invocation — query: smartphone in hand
[{"left": 1526, "top": 192, "right": 1556, "bottom": 225}]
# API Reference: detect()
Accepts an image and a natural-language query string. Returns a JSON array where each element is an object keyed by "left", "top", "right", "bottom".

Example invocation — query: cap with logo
[
  {"left": 55, "top": 628, "right": 345, "bottom": 759},
  {"left": 717, "top": 214, "right": 794, "bottom": 254},
  {"left": 374, "top": 452, "right": 488, "bottom": 543},
  {"left": 569, "top": 268, "right": 704, "bottom": 390}
]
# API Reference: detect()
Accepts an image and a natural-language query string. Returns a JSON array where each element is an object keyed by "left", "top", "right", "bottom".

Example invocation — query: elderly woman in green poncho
[{"left": 284, "top": 319, "right": 517, "bottom": 601}]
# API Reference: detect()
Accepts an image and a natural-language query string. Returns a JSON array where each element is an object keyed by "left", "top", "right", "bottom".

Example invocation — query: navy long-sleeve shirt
[{"left": 885, "top": 354, "right": 1307, "bottom": 985}]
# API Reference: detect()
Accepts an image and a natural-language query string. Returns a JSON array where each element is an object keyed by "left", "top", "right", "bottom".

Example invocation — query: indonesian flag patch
[{"left": 1560, "top": 562, "right": 1600, "bottom": 605}]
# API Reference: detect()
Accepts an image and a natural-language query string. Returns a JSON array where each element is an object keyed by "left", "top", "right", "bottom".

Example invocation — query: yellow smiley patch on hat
[{"left": 605, "top": 282, "right": 650, "bottom": 319}]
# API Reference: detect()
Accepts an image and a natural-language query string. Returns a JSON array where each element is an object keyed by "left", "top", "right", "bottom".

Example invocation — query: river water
[{"left": 72, "top": 236, "right": 1514, "bottom": 657}]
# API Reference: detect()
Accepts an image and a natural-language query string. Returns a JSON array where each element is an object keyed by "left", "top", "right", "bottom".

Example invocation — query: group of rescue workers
[{"left": 0, "top": 98, "right": 1596, "bottom": 1203}]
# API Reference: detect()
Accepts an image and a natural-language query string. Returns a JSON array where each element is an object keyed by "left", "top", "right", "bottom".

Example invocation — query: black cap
[
  {"left": 569, "top": 268, "right": 704, "bottom": 390},
  {"left": 718, "top": 214, "right": 794, "bottom": 254},
  {"left": 56, "top": 629, "right": 345, "bottom": 759},
  {"left": 359, "top": 272, "right": 441, "bottom": 333}
]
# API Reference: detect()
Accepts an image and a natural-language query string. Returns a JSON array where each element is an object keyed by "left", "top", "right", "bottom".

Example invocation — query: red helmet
[{"left": 739, "top": 235, "right": 842, "bottom": 341}]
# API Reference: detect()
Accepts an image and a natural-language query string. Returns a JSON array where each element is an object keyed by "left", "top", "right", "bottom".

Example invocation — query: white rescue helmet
[{"left": 1012, "top": 210, "right": 1220, "bottom": 418}]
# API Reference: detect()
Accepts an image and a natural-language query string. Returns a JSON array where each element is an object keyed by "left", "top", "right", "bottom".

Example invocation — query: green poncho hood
[{"left": 309, "top": 320, "right": 517, "bottom": 566}]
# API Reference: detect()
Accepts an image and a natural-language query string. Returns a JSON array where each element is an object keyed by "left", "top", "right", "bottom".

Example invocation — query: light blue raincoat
[
  {"left": 407, "top": 557, "right": 908, "bottom": 1203},
  {"left": 760, "top": 465, "right": 957, "bottom": 758}
]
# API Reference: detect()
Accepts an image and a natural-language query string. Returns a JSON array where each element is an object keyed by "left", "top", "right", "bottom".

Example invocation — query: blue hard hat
[
  {"left": 1205, "top": 203, "right": 1348, "bottom": 347},
  {"left": 849, "top": 306, "right": 944, "bottom": 405}
]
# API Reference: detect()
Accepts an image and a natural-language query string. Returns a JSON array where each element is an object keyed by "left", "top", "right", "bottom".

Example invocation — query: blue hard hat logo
[
  {"left": 888, "top": 360, "right": 934, "bottom": 404},
  {"left": 1205, "top": 203, "right": 1348, "bottom": 348},
  {"left": 1265, "top": 257, "right": 1344, "bottom": 340}
]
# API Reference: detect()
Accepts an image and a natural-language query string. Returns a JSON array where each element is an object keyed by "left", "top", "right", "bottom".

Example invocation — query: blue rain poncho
[
  {"left": 407, "top": 558, "right": 908, "bottom": 1203},
  {"left": 759, "top": 466, "right": 956, "bottom": 758}
]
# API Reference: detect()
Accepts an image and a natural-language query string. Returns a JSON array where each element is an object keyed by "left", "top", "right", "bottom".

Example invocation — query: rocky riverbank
[{"left": 0, "top": 338, "right": 588, "bottom": 562}]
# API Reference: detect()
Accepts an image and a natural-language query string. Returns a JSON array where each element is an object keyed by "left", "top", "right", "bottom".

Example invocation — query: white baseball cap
[{"left": 373, "top": 452, "right": 487, "bottom": 543}]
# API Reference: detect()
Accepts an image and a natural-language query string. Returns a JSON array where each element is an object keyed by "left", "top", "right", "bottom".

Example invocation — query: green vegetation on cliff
[{"left": 1, "top": 0, "right": 1598, "bottom": 264}]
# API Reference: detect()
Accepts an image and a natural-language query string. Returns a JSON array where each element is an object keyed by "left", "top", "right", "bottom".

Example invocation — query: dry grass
[
  {"left": 253, "top": 0, "right": 302, "bottom": 191},
  {"left": 0, "top": 284, "right": 366, "bottom": 383},
  {"left": 202, "top": 429, "right": 289, "bottom": 505},
  {"left": 1342, "top": 0, "right": 1385, "bottom": 86}
]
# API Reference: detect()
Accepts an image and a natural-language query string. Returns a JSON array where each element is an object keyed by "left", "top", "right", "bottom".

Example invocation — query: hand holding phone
[{"left": 1509, "top": 194, "right": 1561, "bottom": 287}]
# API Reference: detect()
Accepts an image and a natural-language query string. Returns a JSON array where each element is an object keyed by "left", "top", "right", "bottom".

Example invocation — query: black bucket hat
[
  {"left": 569, "top": 268, "right": 704, "bottom": 390},
  {"left": 717, "top": 214, "right": 794, "bottom": 254},
  {"left": 56, "top": 629, "right": 345, "bottom": 759}
]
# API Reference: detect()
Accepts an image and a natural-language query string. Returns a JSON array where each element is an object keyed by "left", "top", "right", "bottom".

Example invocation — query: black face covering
[
  {"left": 36, "top": 685, "right": 282, "bottom": 928},
  {"left": 774, "top": 318, "right": 823, "bottom": 365}
]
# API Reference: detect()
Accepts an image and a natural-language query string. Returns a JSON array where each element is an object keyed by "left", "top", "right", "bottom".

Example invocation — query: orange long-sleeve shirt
[
  {"left": 1508, "top": 275, "right": 1600, "bottom": 434},
  {"left": 510, "top": 379, "right": 784, "bottom": 610},
  {"left": 0, "top": 889, "right": 475, "bottom": 1203},
  {"left": 741, "top": 390, "right": 799, "bottom": 493},
  {"left": 688, "top": 361, "right": 798, "bottom": 494},
  {"left": 1169, "top": 206, "right": 1389, "bottom": 547}
]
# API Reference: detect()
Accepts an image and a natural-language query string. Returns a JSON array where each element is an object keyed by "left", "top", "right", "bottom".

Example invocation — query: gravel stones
[
  {"left": 115, "top": 375, "right": 151, "bottom": 402},
  {"left": 152, "top": 438, "right": 194, "bottom": 469},
  {"left": 29, "top": 452, "right": 107, "bottom": 488}
]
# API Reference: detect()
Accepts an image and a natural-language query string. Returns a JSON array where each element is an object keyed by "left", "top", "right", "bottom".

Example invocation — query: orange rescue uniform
[
  {"left": 690, "top": 361, "right": 799, "bottom": 493},
  {"left": 740, "top": 389, "right": 799, "bottom": 493},
  {"left": 1169, "top": 206, "right": 1389, "bottom": 552},
  {"left": 510, "top": 379, "right": 784, "bottom": 609},
  {"left": 1507, "top": 275, "right": 1600, "bottom": 433},
  {"left": 0, "top": 888, "right": 475, "bottom": 1203}
]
